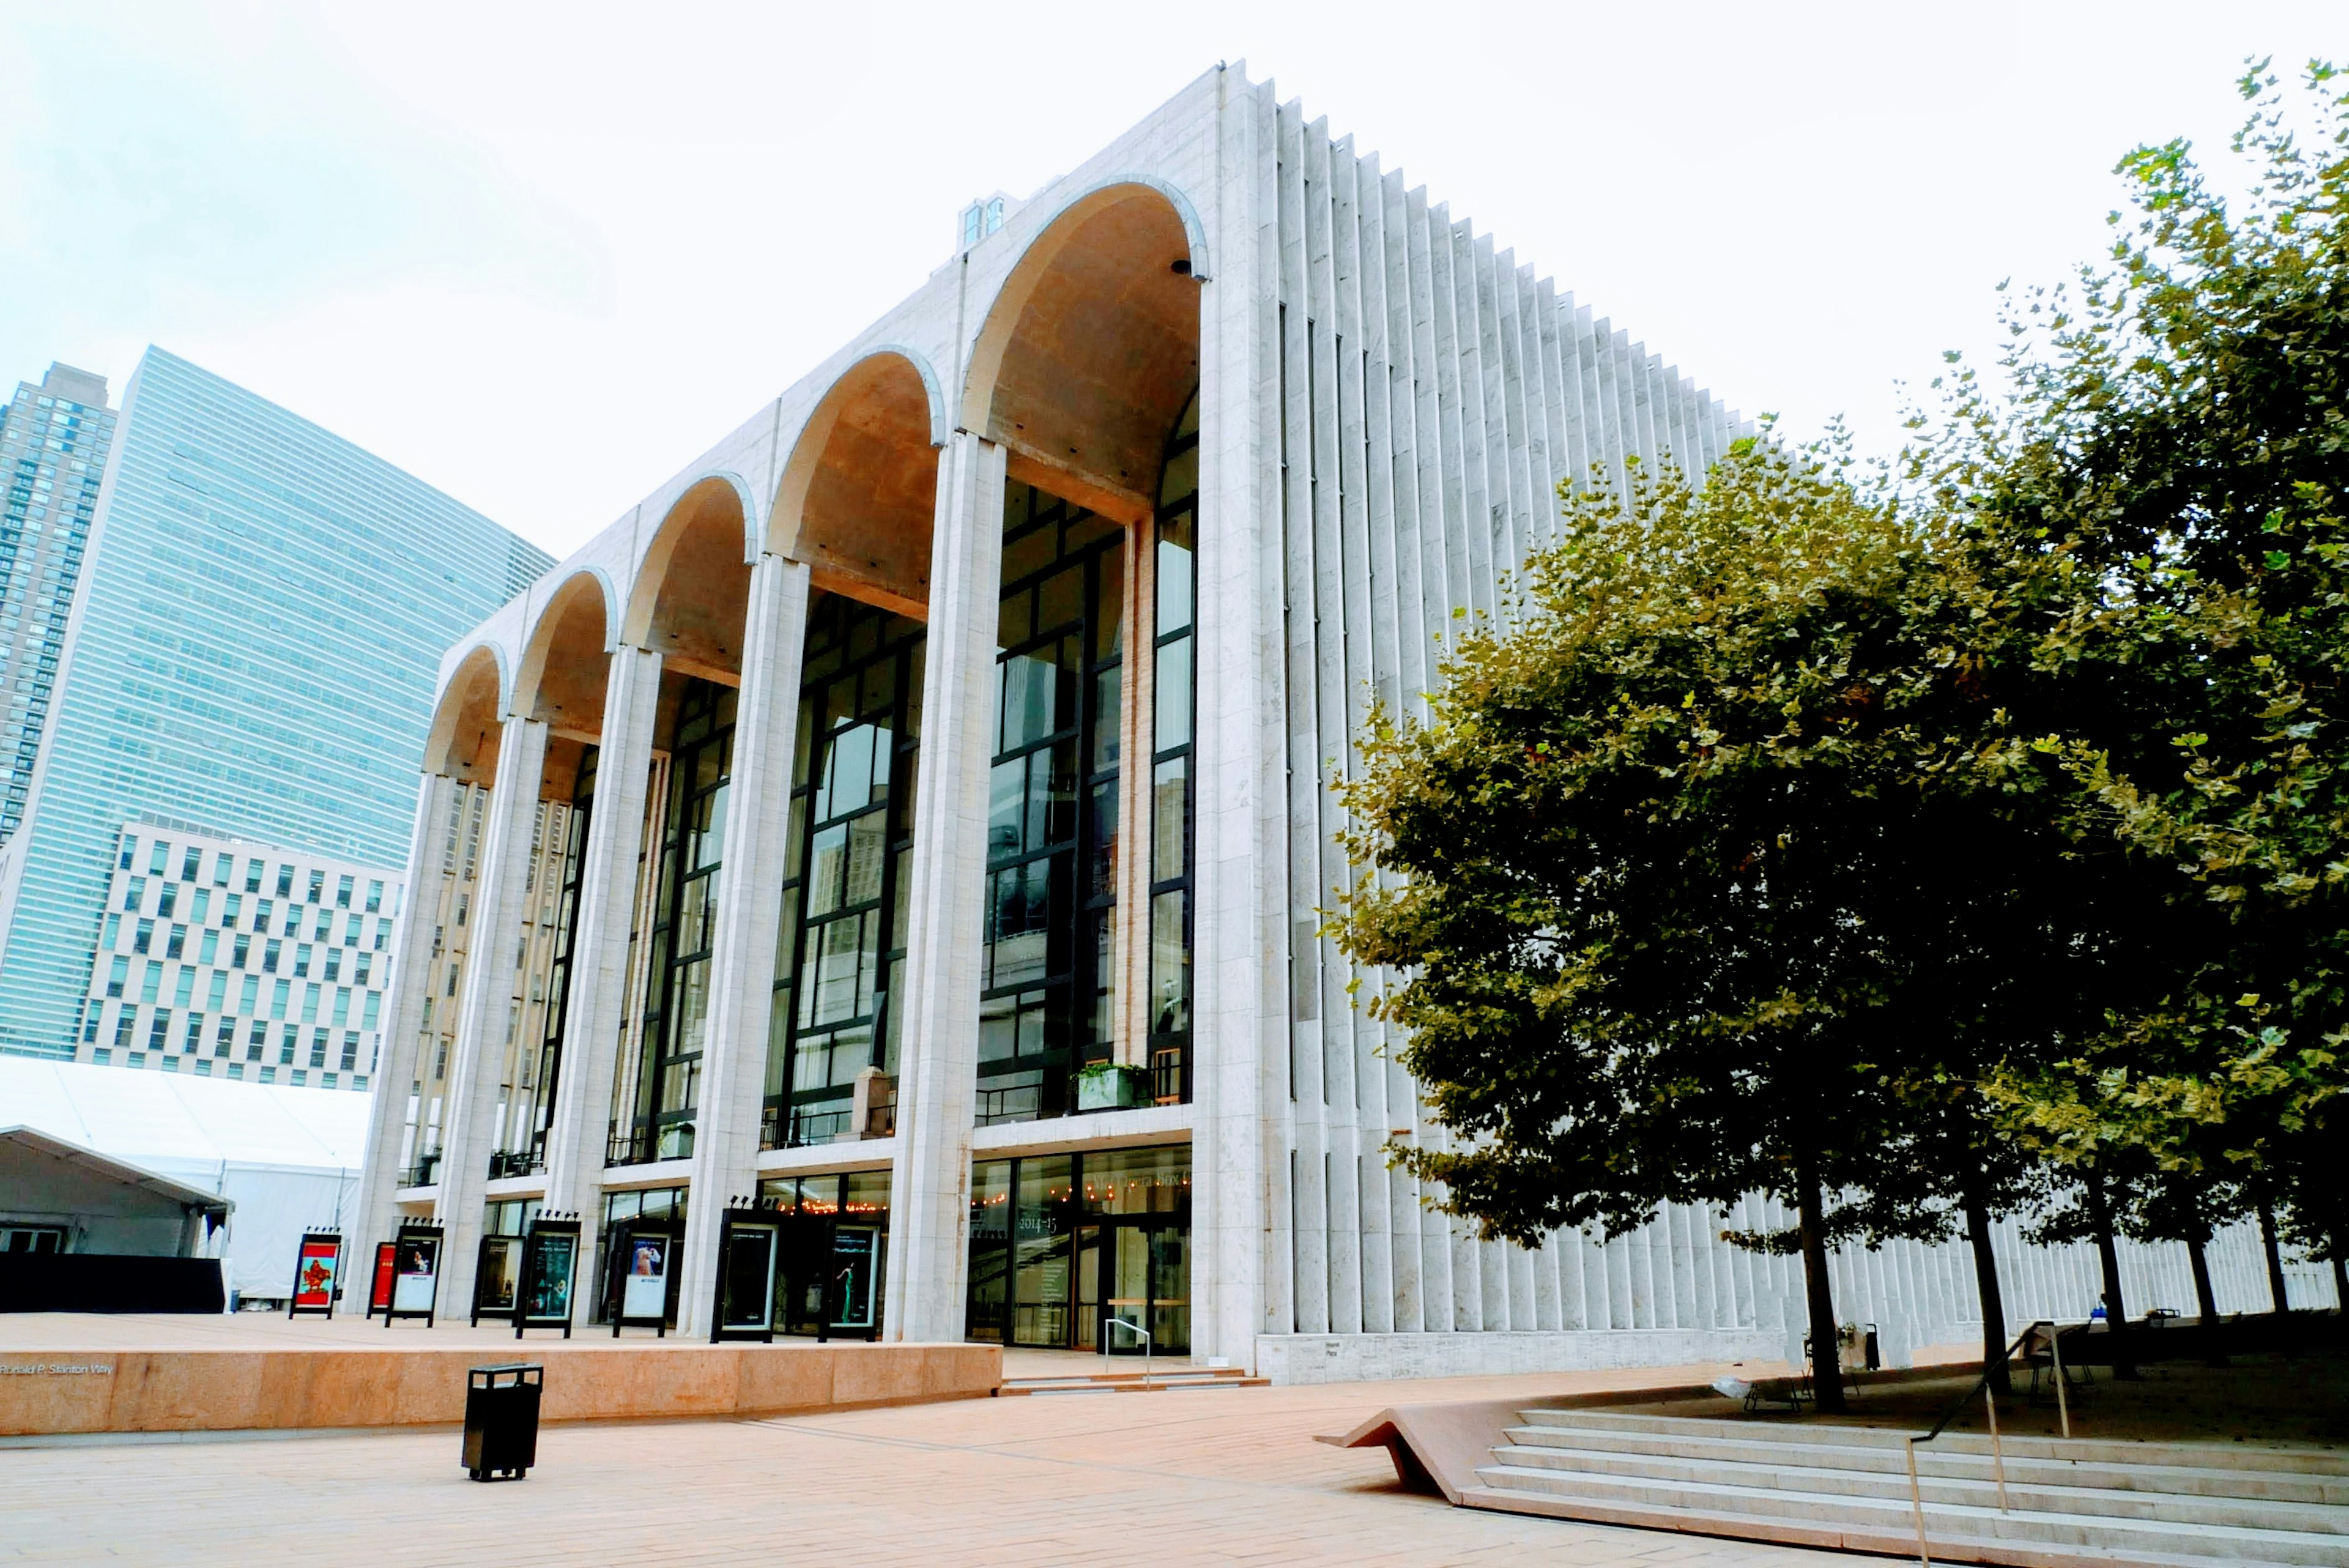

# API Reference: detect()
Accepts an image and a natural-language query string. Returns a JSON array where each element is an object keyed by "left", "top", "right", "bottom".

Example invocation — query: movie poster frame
[
  {"left": 288, "top": 1230, "right": 343, "bottom": 1318},
  {"left": 516, "top": 1216, "right": 581, "bottom": 1339}
]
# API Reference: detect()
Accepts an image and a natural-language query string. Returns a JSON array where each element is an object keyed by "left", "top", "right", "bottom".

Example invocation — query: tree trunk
[
  {"left": 2257, "top": 1197, "right": 2290, "bottom": 1314},
  {"left": 2186, "top": 1227, "right": 2227, "bottom": 1367},
  {"left": 1962, "top": 1184, "right": 2011, "bottom": 1395},
  {"left": 2085, "top": 1170, "right": 2136, "bottom": 1378},
  {"left": 1795, "top": 1151, "right": 1846, "bottom": 1413}
]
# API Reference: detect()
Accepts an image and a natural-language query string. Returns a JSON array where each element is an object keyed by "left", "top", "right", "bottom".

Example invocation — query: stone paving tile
[{"left": 5, "top": 1373, "right": 1854, "bottom": 1567}]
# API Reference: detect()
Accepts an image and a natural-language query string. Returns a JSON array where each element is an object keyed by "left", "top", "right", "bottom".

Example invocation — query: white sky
[{"left": 2, "top": 2, "right": 2339, "bottom": 560}]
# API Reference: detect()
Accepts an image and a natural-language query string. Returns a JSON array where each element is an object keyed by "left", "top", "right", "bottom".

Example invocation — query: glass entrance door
[{"left": 1096, "top": 1216, "right": 1187, "bottom": 1356}]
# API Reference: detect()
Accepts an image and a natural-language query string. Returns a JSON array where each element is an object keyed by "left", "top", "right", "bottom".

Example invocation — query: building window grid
[
  {"left": 1148, "top": 393, "right": 1200, "bottom": 1104},
  {"left": 978, "top": 485, "right": 1127, "bottom": 1127},
  {"left": 769, "top": 596, "right": 924, "bottom": 1149},
  {"left": 615, "top": 680, "right": 734, "bottom": 1164}
]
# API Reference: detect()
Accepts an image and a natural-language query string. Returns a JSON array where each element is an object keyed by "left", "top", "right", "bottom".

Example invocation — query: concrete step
[
  {"left": 1474, "top": 1462, "right": 2349, "bottom": 1566},
  {"left": 998, "top": 1369, "right": 1267, "bottom": 1396},
  {"left": 1461, "top": 1482, "right": 2322, "bottom": 1568},
  {"left": 1516, "top": 1406, "right": 2349, "bottom": 1477},
  {"left": 1501, "top": 1422, "right": 2349, "bottom": 1506},
  {"left": 1492, "top": 1440, "right": 2349, "bottom": 1535}
]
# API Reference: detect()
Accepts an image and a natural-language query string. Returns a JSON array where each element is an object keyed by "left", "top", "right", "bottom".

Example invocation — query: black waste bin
[{"left": 461, "top": 1362, "right": 543, "bottom": 1481}]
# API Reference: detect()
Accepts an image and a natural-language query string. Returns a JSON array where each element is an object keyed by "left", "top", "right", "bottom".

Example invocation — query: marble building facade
[{"left": 350, "top": 65, "right": 2299, "bottom": 1377}]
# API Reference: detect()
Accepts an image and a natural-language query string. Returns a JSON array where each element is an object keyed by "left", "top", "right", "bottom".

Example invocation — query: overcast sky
[{"left": 2, "top": 2, "right": 2339, "bottom": 560}]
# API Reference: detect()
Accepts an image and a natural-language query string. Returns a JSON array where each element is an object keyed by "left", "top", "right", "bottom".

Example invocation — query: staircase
[
  {"left": 998, "top": 1366, "right": 1267, "bottom": 1396},
  {"left": 1467, "top": 1407, "right": 2349, "bottom": 1567}
]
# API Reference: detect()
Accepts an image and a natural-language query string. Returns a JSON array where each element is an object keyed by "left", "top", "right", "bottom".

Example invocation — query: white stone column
[
  {"left": 884, "top": 431, "right": 1005, "bottom": 1343},
  {"left": 343, "top": 769, "right": 456, "bottom": 1312},
  {"left": 1190, "top": 72, "right": 1278, "bottom": 1369},
  {"left": 431, "top": 714, "right": 550, "bottom": 1318},
  {"left": 540, "top": 644, "right": 662, "bottom": 1316},
  {"left": 676, "top": 554, "right": 811, "bottom": 1336}
]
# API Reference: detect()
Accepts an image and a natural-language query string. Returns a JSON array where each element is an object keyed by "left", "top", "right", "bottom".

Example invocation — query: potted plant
[{"left": 1075, "top": 1061, "right": 1150, "bottom": 1112}]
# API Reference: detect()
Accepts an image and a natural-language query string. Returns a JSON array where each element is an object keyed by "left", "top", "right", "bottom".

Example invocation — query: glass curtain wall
[
  {"left": 614, "top": 679, "right": 733, "bottom": 1163},
  {"left": 979, "top": 486, "right": 1124, "bottom": 1124},
  {"left": 766, "top": 595, "right": 924, "bottom": 1148},
  {"left": 519, "top": 746, "right": 593, "bottom": 1170},
  {"left": 1149, "top": 393, "right": 1199, "bottom": 1102}
]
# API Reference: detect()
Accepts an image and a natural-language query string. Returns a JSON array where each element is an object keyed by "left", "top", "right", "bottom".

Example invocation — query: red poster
[
  {"left": 294, "top": 1237, "right": 340, "bottom": 1310},
  {"left": 370, "top": 1241, "right": 397, "bottom": 1312}
]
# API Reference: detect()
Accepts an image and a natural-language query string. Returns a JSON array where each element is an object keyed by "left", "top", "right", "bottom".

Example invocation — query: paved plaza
[{"left": 9, "top": 1366, "right": 1849, "bottom": 1567}]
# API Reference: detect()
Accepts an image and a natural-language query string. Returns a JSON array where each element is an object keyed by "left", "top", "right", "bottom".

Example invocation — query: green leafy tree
[
  {"left": 1330, "top": 436, "right": 2150, "bottom": 1405},
  {"left": 1918, "top": 59, "right": 2349, "bottom": 1250}
]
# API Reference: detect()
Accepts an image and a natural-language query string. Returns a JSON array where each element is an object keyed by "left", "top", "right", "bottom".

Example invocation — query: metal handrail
[
  {"left": 1107, "top": 1315, "right": 1152, "bottom": 1386},
  {"left": 1901, "top": 1322, "right": 2041, "bottom": 1566}
]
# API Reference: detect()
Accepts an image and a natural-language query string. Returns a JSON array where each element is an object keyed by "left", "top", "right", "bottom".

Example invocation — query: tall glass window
[
  {"left": 1149, "top": 392, "right": 1199, "bottom": 1102},
  {"left": 979, "top": 485, "right": 1124, "bottom": 1124},
  {"left": 766, "top": 595, "right": 924, "bottom": 1148},
  {"left": 521, "top": 746, "right": 593, "bottom": 1169},
  {"left": 616, "top": 678, "right": 733, "bottom": 1162}
]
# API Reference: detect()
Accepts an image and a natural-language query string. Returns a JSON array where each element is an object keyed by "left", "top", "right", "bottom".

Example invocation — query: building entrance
[
  {"left": 1074, "top": 1214, "right": 1187, "bottom": 1356},
  {"left": 968, "top": 1142, "right": 1188, "bottom": 1354},
  {"left": 759, "top": 1169, "right": 889, "bottom": 1338}
]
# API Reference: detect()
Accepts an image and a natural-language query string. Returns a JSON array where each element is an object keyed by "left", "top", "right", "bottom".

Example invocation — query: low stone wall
[
  {"left": 0, "top": 1340, "right": 1000, "bottom": 1436},
  {"left": 1255, "top": 1328, "right": 1779, "bottom": 1385}
]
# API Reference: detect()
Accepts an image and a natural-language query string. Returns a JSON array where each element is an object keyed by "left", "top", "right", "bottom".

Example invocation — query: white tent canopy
[{"left": 0, "top": 1058, "right": 370, "bottom": 1301}]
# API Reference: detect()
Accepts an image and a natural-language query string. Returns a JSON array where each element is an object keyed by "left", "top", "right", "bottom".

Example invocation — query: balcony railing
[
  {"left": 398, "top": 1151, "right": 442, "bottom": 1188},
  {"left": 486, "top": 1150, "right": 543, "bottom": 1181},
  {"left": 606, "top": 1121, "right": 693, "bottom": 1169},
  {"left": 760, "top": 1073, "right": 897, "bottom": 1151}
]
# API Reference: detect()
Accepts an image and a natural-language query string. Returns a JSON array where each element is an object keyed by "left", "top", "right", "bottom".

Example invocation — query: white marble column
[
  {"left": 676, "top": 554, "right": 811, "bottom": 1336},
  {"left": 1190, "top": 70, "right": 1277, "bottom": 1369},
  {"left": 884, "top": 431, "right": 1005, "bottom": 1343},
  {"left": 343, "top": 769, "right": 457, "bottom": 1312},
  {"left": 430, "top": 714, "right": 550, "bottom": 1318},
  {"left": 540, "top": 644, "right": 662, "bottom": 1320}
]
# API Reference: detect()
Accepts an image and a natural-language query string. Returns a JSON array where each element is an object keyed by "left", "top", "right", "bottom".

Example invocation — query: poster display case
[
  {"left": 385, "top": 1221, "right": 443, "bottom": 1327},
  {"left": 288, "top": 1230, "right": 342, "bottom": 1319},
  {"left": 516, "top": 1215, "right": 581, "bottom": 1338},
  {"left": 471, "top": 1233, "right": 524, "bottom": 1326},
  {"left": 368, "top": 1241, "right": 397, "bottom": 1321},
  {"left": 607, "top": 1219, "right": 677, "bottom": 1337},
  {"left": 711, "top": 1199, "right": 782, "bottom": 1343}
]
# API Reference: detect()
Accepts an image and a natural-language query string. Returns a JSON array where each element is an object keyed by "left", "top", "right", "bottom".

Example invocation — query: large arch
[
  {"left": 962, "top": 180, "right": 1203, "bottom": 522},
  {"left": 623, "top": 475, "right": 754, "bottom": 684},
  {"left": 513, "top": 568, "right": 618, "bottom": 739},
  {"left": 771, "top": 349, "right": 943, "bottom": 619},
  {"left": 421, "top": 642, "right": 510, "bottom": 786}
]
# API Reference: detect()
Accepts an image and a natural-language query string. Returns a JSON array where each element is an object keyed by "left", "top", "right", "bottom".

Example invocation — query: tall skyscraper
[
  {"left": 0, "top": 363, "right": 117, "bottom": 843},
  {"left": 0, "top": 347, "right": 552, "bottom": 1065}
]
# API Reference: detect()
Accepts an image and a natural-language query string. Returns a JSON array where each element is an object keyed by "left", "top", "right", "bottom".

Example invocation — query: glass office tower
[
  {"left": 0, "top": 363, "right": 117, "bottom": 844},
  {"left": 0, "top": 347, "right": 552, "bottom": 1059}
]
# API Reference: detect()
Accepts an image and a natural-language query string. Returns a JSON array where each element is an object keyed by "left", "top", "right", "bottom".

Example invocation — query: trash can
[{"left": 461, "top": 1362, "right": 543, "bottom": 1481}]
